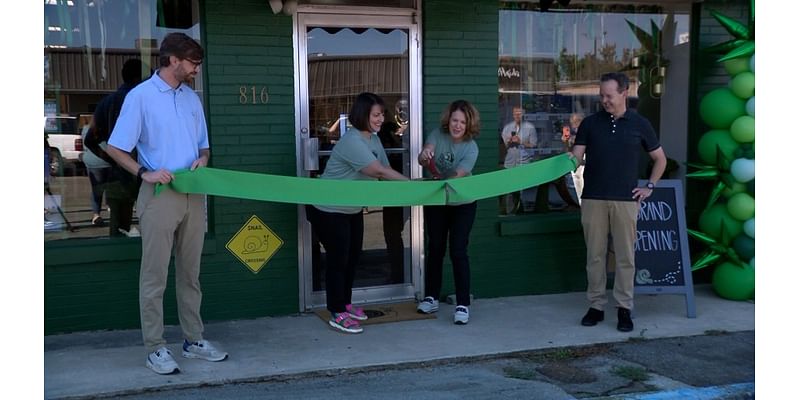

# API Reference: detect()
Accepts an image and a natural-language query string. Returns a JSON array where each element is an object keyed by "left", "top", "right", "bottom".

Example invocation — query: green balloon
[
  {"left": 697, "top": 130, "right": 739, "bottom": 165},
  {"left": 721, "top": 181, "right": 747, "bottom": 198},
  {"left": 730, "top": 116, "right": 755, "bottom": 143},
  {"left": 732, "top": 234, "right": 755, "bottom": 260},
  {"left": 699, "top": 203, "right": 744, "bottom": 244},
  {"left": 724, "top": 57, "right": 750, "bottom": 76},
  {"left": 727, "top": 193, "right": 755, "bottom": 220},
  {"left": 700, "top": 88, "right": 746, "bottom": 129},
  {"left": 712, "top": 261, "right": 755, "bottom": 300},
  {"left": 729, "top": 72, "right": 755, "bottom": 99}
]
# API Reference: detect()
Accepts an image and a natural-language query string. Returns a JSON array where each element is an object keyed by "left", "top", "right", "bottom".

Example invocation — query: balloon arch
[{"left": 687, "top": 2, "right": 755, "bottom": 301}]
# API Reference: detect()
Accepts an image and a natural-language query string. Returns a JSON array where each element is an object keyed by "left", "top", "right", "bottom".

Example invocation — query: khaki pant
[
  {"left": 580, "top": 199, "right": 639, "bottom": 311},
  {"left": 137, "top": 182, "right": 206, "bottom": 353}
]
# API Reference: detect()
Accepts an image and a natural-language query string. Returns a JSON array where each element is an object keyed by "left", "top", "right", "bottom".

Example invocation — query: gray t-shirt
[
  {"left": 315, "top": 127, "right": 390, "bottom": 214},
  {"left": 425, "top": 128, "right": 479, "bottom": 205},
  {"left": 425, "top": 128, "right": 479, "bottom": 179}
]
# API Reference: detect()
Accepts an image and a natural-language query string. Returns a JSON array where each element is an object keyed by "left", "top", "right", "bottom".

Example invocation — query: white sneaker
[
  {"left": 182, "top": 339, "right": 229, "bottom": 362},
  {"left": 146, "top": 347, "right": 180, "bottom": 375},
  {"left": 454, "top": 305, "right": 469, "bottom": 325},
  {"left": 119, "top": 227, "right": 141, "bottom": 237},
  {"left": 417, "top": 296, "right": 439, "bottom": 314}
]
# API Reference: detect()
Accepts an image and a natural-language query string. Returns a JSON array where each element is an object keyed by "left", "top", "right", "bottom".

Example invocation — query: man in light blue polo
[{"left": 107, "top": 32, "right": 228, "bottom": 375}]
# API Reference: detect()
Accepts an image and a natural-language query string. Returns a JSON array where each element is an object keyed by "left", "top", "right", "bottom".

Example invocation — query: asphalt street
[{"left": 118, "top": 331, "right": 754, "bottom": 400}]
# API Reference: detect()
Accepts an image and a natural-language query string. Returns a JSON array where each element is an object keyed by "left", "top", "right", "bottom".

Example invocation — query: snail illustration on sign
[
  {"left": 242, "top": 235, "right": 268, "bottom": 254},
  {"left": 635, "top": 269, "right": 653, "bottom": 285}
]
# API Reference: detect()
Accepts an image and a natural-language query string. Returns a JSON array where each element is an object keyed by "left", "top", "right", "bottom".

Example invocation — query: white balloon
[
  {"left": 730, "top": 158, "right": 756, "bottom": 183},
  {"left": 744, "top": 218, "right": 755, "bottom": 238},
  {"left": 746, "top": 97, "right": 755, "bottom": 117},
  {"left": 749, "top": 54, "right": 755, "bottom": 73}
]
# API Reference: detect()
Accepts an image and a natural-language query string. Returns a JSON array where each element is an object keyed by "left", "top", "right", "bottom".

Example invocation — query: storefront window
[
  {"left": 497, "top": 2, "right": 689, "bottom": 216},
  {"left": 44, "top": 0, "right": 203, "bottom": 241}
]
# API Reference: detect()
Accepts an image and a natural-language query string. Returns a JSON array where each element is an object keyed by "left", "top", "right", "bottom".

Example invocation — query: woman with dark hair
[
  {"left": 306, "top": 92, "right": 409, "bottom": 334},
  {"left": 416, "top": 100, "right": 481, "bottom": 325}
]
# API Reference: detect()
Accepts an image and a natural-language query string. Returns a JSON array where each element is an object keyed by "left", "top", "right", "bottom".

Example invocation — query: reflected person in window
[
  {"left": 500, "top": 106, "right": 537, "bottom": 215},
  {"left": 83, "top": 58, "right": 145, "bottom": 237},
  {"left": 416, "top": 100, "right": 480, "bottom": 325},
  {"left": 377, "top": 119, "right": 409, "bottom": 284},
  {"left": 106, "top": 33, "right": 228, "bottom": 375},
  {"left": 570, "top": 72, "right": 667, "bottom": 333},
  {"left": 305, "top": 92, "right": 409, "bottom": 335}
]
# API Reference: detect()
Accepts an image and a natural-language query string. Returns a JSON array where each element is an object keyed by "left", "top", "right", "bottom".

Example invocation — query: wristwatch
[
  {"left": 646, "top": 181, "right": 655, "bottom": 190},
  {"left": 137, "top": 166, "right": 147, "bottom": 179}
]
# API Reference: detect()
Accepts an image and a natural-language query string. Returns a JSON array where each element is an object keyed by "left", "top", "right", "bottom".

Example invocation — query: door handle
[{"left": 303, "top": 137, "right": 319, "bottom": 171}]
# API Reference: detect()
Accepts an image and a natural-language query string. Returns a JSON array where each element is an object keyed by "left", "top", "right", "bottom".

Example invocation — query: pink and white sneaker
[
  {"left": 345, "top": 304, "right": 368, "bottom": 321},
  {"left": 329, "top": 312, "right": 363, "bottom": 334}
]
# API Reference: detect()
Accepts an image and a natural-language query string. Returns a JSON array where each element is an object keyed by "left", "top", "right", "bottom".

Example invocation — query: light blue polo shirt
[
  {"left": 108, "top": 71, "right": 209, "bottom": 172},
  {"left": 314, "top": 128, "right": 390, "bottom": 214}
]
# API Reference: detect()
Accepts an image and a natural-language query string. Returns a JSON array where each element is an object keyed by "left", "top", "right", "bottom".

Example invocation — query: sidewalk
[{"left": 44, "top": 285, "right": 754, "bottom": 399}]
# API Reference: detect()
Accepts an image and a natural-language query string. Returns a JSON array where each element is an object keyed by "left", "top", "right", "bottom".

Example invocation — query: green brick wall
[
  {"left": 422, "top": 0, "right": 587, "bottom": 302},
  {"left": 179, "top": 0, "right": 300, "bottom": 322},
  {"left": 48, "top": 0, "right": 727, "bottom": 334}
]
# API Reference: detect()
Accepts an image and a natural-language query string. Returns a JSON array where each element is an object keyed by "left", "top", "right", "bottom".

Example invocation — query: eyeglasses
[{"left": 184, "top": 59, "right": 202, "bottom": 68}]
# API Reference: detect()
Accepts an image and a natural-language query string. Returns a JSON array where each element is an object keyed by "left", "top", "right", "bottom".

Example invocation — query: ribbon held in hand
[{"left": 155, "top": 153, "right": 578, "bottom": 207}]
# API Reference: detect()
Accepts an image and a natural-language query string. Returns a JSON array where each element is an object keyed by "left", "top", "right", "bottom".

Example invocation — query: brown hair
[
  {"left": 349, "top": 92, "right": 386, "bottom": 132},
  {"left": 159, "top": 33, "right": 204, "bottom": 68},
  {"left": 439, "top": 100, "right": 481, "bottom": 140},
  {"left": 600, "top": 72, "right": 630, "bottom": 93}
]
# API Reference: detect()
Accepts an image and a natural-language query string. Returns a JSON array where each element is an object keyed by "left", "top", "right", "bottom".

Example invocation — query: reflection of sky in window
[
  {"left": 307, "top": 28, "right": 408, "bottom": 56},
  {"left": 44, "top": 0, "right": 200, "bottom": 49},
  {"left": 499, "top": 10, "right": 689, "bottom": 59}
]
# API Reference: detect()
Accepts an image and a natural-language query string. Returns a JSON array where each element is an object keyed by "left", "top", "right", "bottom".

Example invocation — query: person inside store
[
  {"left": 79, "top": 115, "right": 111, "bottom": 228},
  {"left": 500, "top": 106, "right": 537, "bottom": 215},
  {"left": 84, "top": 58, "right": 146, "bottom": 237},
  {"left": 106, "top": 33, "right": 228, "bottom": 375},
  {"left": 416, "top": 100, "right": 480, "bottom": 325},
  {"left": 377, "top": 119, "right": 409, "bottom": 284},
  {"left": 305, "top": 92, "right": 409, "bottom": 334},
  {"left": 570, "top": 72, "right": 666, "bottom": 332}
]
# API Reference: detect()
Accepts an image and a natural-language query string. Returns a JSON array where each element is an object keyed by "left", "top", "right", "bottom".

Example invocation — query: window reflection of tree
[{"left": 497, "top": 4, "right": 688, "bottom": 215}]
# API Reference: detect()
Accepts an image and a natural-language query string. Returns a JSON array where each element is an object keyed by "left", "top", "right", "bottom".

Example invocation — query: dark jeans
[
  {"left": 423, "top": 201, "right": 477, "bottom": 306},
  {"left": 88, "top": 167, "right": 112, "bottom": 214},
  {"left": 382, "top": 206, "right": 407, "bottom": 283},
  {"left": 306, "top": 205, "right": 364, "bottom": 314}
]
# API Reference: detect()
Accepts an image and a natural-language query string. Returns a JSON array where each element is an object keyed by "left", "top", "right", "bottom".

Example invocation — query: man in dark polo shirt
[{"left": 570, "top": 72, "right": 667, "bottom": 332}]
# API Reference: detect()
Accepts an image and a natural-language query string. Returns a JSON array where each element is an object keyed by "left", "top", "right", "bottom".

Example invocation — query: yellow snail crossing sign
[{"left": 226, "top": 215, "right": 284, "bottom": 273}]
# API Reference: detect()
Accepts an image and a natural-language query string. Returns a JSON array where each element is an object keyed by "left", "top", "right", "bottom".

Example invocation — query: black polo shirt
[{"left": 574, "top": 109, "right": 661, "bottom": 201}]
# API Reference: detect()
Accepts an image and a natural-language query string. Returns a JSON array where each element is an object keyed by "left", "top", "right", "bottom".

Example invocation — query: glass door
[{"left": 294, "top": 12, "right": 423, "bottom": 310}]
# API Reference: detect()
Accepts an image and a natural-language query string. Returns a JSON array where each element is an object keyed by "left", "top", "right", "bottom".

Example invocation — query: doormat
[{"left": 313, "top": 302, "right": 436, "bottom": 326}]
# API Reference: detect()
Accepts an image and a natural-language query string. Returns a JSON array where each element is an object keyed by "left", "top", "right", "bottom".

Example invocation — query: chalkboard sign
[{"left": 634, "top": 179, "right": 696, "bottom": 318}]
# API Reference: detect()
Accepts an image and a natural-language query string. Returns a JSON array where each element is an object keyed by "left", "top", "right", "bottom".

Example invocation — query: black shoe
[
  {"left": 581, "top": 308, "right": 604, "bottom": 326},
  {"left": 617, "top": 307, "right": 634, "bottom": 332}
]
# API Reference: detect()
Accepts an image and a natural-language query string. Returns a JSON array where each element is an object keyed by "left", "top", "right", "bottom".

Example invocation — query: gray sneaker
[
  {"left": 417, "top": 296, "right": 439, "bottom": 314},
  {"left": 146, "top": 347, "right": 180, "bottom": 375},
  {"left": 454, "top": 305, "right": 469, "bottom": 325},
  {"left": 182, "top": 339, "right": 229, "bottom": 362}
]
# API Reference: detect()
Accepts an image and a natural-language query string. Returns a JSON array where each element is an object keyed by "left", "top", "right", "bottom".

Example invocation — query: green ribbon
[{"left": 156, "top": 153, "right": 577, "bottom": 207}]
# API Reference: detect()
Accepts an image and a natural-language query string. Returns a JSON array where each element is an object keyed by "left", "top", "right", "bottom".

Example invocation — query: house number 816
[{"left": 239, "top": 86, "right": 269, "bottom": 104}]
